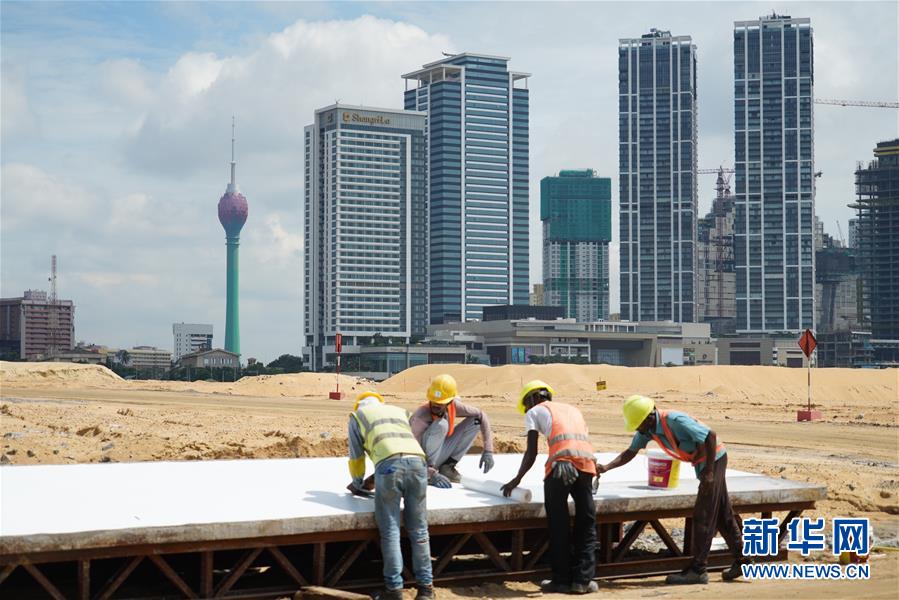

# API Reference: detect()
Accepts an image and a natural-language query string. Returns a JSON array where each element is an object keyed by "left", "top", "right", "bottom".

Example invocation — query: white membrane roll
[{"left": 460, "top": 476, "right": 533, "bottom": 503}]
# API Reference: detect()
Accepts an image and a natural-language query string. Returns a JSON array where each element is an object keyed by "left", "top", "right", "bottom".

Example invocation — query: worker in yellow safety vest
[
  {"left": 501, "top": 380, "right": 599, "bottom": 595},
  {"left": 347, "top": 391, "right": 435, "bottom": 600},
  {"left": 597, "top": 395, "right": 746, "bottom": 584}
]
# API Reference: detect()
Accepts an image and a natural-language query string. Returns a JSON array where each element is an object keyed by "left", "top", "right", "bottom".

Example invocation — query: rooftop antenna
[{"left": 48, "top": 255, "right": 59, "bottom": 357}]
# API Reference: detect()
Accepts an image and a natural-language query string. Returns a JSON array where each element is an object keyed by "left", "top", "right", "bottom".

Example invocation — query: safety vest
[
  {"left": 353, "top": 404, "right": 424, "bottom": 466},
  {"left": 651, "top": 410, "right": 725, "bottom": 467},
  {"left": 543, "top": 402, "right": 597, "bottom": 478},
  {"left": 420, "top": 401, "right": 456, "bottom": 437}
]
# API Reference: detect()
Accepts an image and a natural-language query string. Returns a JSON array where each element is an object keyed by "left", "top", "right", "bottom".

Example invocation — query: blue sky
[{"left": 2, "top": 1, "right": 897, "bottom": 362}]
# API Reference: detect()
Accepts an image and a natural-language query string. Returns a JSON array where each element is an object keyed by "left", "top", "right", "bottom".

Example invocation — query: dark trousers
[
  {"left": 691, "top": 454, "right": 744, "bottom": 572},
  {"left": 544, "top": 470, "right": 596, "bottom": 585}
]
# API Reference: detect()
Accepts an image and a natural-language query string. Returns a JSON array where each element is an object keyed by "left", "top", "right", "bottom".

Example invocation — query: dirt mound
[
  {"left": 379, "top": 363, "right": 897, "bottom": 409},
  {"left": 0, "top": 361, "right": 123, "bottom": 387}
]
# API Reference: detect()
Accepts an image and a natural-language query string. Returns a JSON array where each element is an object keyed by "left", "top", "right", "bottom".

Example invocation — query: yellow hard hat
[
  {"left": 517, "top": 380, "right": 554, "bottom": 414},
  {"left": 623, "top": 395, "right": 655, "bottom": 432},
  {"left": 427, "top": 374, "right": 457, "bottom": 405},
  {"left": 354, "top": 390, "right": 384, "bottom": 411}
]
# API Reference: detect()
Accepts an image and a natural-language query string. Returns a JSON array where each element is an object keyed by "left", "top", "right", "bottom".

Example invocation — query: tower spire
[{"left": 230, "top": 115, "right": 236, "bottom": 187}]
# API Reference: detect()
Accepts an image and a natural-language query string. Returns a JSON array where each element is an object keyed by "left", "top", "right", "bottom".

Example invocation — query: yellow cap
[
  {"left": 517, "top": 380, "right": 554, "bottom": 414},
  {"left": 354, "top": 390, "right": 384, "bottom": 411},
  {"left": 623, "top": 395, "right": 655, "bottom": 432},
  {"left": 427, "top": 374, "right": 457, "bottom": 405}
]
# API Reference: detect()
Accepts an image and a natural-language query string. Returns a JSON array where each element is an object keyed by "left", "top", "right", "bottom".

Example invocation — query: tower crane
[{"left": 814, "top": 98, "right": 899, "bottom": 109}]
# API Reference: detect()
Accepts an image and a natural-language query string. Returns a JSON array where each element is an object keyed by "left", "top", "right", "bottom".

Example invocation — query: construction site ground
[{"left": 1, "top": 361, "right": 897, "bottom": 598}]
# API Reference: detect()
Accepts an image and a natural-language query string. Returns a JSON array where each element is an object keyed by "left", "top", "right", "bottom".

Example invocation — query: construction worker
[
  {"left": 501, "top": 380, "right": 599, "bottom": 595},
  {"left": 410, "top": 374, "right": 495, "bottom": 488},
  {"left": 347, "top": 391, "right": 434, "bottom": 600},
  {"left": 597, "top": 395, "right": 745, "bottom": 584}
]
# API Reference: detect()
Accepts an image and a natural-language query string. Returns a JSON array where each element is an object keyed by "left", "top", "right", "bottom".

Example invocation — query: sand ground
[{"left": 1, "top": 361, "right": 897, "bottom": 598}]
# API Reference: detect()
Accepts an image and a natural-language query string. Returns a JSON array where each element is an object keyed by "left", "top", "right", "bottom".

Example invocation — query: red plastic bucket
[{"left": 647, "top": 449, "right": 681, "bottom": 488}]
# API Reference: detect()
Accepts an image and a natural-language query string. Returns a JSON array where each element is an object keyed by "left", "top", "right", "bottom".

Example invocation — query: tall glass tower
[
  {"left": 403, "top": 53, "right": 530, "bottom": 323},
  {"left": 733, "top": 14, "right": 815, "bottom": 333},
  {"left": 618, "top": 30, "right": 697, "bottom": 323},
  {"left": 541, "top": 170, "right": 612, "bottom": 321}
]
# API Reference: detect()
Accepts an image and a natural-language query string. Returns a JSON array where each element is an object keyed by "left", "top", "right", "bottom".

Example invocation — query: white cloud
[
  {"left": 0, "top": 163, "right": 99, "bottom": 230},
  {"left": 0, "top": 67, "right": 39, "bottom": 140}
]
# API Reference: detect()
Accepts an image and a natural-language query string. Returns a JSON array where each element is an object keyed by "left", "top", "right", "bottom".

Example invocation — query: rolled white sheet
[{"left": 460, "top": 475, "right": 533, "bottom": 503}]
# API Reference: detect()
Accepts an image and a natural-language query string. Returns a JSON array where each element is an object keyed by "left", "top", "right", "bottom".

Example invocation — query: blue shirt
[{"left": 628, "top": 410, "right": 726, "bottom": 475}]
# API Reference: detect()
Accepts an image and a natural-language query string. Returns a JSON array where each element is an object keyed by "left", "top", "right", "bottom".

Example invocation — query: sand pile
[
  {"left": 0, "top": 361, "right": 123, "bottom": 387},
  {"left": 129, "top": 372, "right": 367, "bottom": 397},
  {"left": 380, "top": 363, "right": 897, "bottom": 408}
]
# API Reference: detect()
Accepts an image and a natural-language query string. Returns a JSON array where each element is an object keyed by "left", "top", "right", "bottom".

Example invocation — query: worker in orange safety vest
[
  {"left": 501, "top": 380, "right": 599, "bottom": 595},
  {"left": 597, "top": 395, "right": 746, "bottom": 584}
]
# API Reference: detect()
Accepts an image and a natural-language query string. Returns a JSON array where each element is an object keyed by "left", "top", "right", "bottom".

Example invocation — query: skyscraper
[
  {"left": 618, "top": 30, "right": 698, "bottom": 323},
  {"left": 733, "top": 14, "right": 814, "bottom": 333},
  {"left": 853, "top": 138, "right": 899, "bottom": 364},
  {"left": 541, "top": 170, "right": 612, "bottom": 321},
  {"left": 696, "top": 168, "right": 736, "bottom": 336},
  {"left": 217, "top": 119, "right": 248, "bottom": 356},
  {"left": 403, "top": 53, "right": 530, "bottom": 323},
  {"left": 303, "top": 105, "right": 428, "bottom": 370}
]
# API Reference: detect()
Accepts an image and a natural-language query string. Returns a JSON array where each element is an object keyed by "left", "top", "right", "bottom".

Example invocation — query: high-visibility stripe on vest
[
  {"left": 651, "top": 410, "right": 725, "bottom": 467},
  {"left": 353, "top": 403, "right": 424, "bottom": 466},
  {"left": 543, "top": 402, "right": 596, "bottom": 478},
  {"left": 421, "top": 400, "right": 456, "bottom": 437}
]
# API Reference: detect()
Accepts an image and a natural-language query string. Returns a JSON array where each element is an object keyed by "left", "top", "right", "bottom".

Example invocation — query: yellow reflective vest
[{"left": 353, "top": 403, "right": 424, "bottom": 466}]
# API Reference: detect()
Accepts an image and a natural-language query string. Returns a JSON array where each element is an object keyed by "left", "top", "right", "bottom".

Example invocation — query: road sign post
[
  {"left": 329, "top": 333, "right": 345, "bottom": 400},
  {"left": 797, "top": 329, "right": 820, "bottom": 421}
]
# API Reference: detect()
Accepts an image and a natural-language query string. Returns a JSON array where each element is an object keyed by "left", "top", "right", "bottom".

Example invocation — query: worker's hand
[
  {"left": 429, "top": 473, "right": 452, "bottom": 489},
  {"left": 479, "top": 451, "right": 495, "bottom": 473},
  {"left": 501, "top": 477, "right": 521, "bottom": 497},
  {"left": 700, "top": 467, "right": 715, "bottom": 486},
  {"left": 595, "top": 462, "right": 608, "bottom": 474},
  {"left": 347, "top": 481, "right": 374, "bottom": 498},
  {"left": 551, "top": 461, "right": 578, "bottom": 486},
  {"left": 362, "top": 475, "right": 375, "bottom": 491}
]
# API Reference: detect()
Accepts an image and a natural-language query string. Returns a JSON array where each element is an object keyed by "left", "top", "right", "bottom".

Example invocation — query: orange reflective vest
[
  {"left": 651, "top": 410, "right": 725, "bottom": 466},
  {"left": 421, "top": 401, "right": 456, "bottom": 437},
  {"left": 543, "top": 402, "right": 596, "bottom": 478}
]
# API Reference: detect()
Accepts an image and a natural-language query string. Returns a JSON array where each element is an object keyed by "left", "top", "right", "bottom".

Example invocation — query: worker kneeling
[
  {"left": 501, "top": 381, "right": 599, "bottom": 595},
  {"left": 347, "top": 392, "right": 435, "bottom": 600},
  {"left": 410, "top": 374, "right": 495, "bottom": 488},
  {"left": 597, "top": 395, "right": 747, "bottom": 584}
]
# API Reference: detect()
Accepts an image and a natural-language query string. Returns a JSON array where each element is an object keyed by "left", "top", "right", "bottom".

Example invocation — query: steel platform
[{"left": 0, "top": 453, "right": 825, "bottom": 598}]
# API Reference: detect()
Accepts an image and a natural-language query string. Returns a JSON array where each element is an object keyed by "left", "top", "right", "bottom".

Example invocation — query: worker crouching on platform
[
  {"left": 409, "top": 374, "right": 495, "bottom": 488},
  {"left": 597, "top": 395, "right": 746, "bottom": 584},
  {"left": 501, "top": 380, "right": 599, "bottom": 595},
  {"left": 347, "top": 392, "right": 435, "bottom": 600}
]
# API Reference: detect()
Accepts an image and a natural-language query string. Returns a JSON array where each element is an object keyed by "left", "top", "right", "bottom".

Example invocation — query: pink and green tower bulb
[{"left": 217, "top": 118, "right": 248, "bottom": 356}]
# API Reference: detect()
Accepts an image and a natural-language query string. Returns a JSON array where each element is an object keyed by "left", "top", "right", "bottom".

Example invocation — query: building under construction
[
  {"left": 696, "top": 168, "right": 736, "bottom": 336},
  {"left": 853, "top": 139, "right": 899, "bottom": 365}
]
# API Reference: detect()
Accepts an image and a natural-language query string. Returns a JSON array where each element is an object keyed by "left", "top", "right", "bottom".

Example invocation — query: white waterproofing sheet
[{"left": 0, "top": 453, "right": 825, "bottom": 554}]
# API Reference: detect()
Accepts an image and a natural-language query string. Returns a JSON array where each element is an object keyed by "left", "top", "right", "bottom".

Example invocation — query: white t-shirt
[{"left": 524, "top": 403, "right": 553, "bottom": 438}]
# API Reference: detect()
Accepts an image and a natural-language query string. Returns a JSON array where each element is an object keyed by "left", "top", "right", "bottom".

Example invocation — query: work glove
[
  {"left": 479, "top": 451, "right": 495, "bottom": 473},
  {"left": 429, "top": 472, "right": 452, "bottom": 489},
  {"left": 346, "top": 480, "right": 374, "bottom": 498},
  {"left": 550, "top": 461, "right": 578, "bottom": 486}
]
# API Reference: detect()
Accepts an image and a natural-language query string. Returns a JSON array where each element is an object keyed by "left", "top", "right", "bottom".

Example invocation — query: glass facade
[
  {"left": 541, "top": 170, "right": 612, "bottom": 321},
  {"left": 619, "top": 30, "right": 697, "bottom": 323},
  {"left": 303, "top": 106, "right": 427, "bottom": 369},
  {"left": 404, "top": 53, "right": 530, "bottom": 323},
  {"left": 733, "top": 15, "right": 815, "bottom": 333}
]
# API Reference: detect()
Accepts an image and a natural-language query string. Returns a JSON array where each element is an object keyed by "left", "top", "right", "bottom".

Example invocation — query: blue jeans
[{"left": 374, "top": 455, "right": 433, "bottom": 590}]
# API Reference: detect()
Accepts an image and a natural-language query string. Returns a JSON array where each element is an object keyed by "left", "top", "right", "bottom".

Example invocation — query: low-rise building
[
  {"left": 127, "top": 346, "right": 172, "bottom": 372},
  {"left": 177, "top": 348, "right": 240, "bottom": 369},
  {"left": 716, "top": 336, "right": 809, "bottom": 367},
  {"left": 173, "top": 323, "right": 214, "bottom": 361},
  {"left": 427, "top": 319, "right": 713, "bottom": 367}
]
